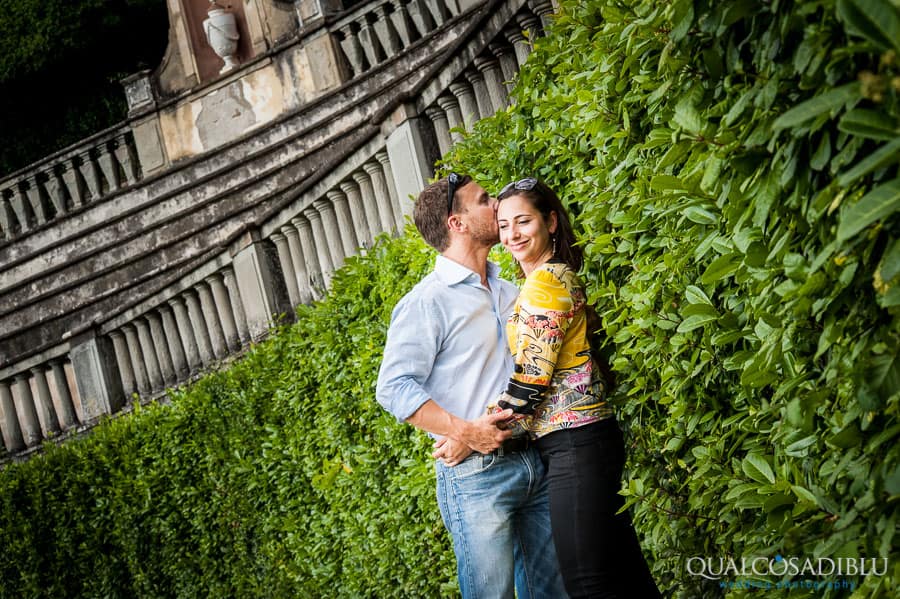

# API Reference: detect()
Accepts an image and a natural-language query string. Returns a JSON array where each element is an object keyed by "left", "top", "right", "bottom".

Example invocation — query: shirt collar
[{"left": 434, "top": 254, "right": 499, "bottom": 287}]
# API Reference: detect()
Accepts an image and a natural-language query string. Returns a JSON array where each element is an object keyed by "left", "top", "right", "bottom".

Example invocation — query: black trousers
[{"left": 536, "top": 418, "right": 662, "bottom": 599}]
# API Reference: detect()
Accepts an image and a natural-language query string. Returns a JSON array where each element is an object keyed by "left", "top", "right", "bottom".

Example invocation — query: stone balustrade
[
  {"left": 0, "top": 127, "right": 140, "bottom": 244},
  {"left": 331, "top": 0, "right": 461, "bottom": 77}
]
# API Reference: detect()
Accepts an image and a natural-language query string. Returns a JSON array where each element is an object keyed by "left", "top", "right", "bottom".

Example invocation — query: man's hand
[
  {"left": 453, "top": 408, "right": 514, "bottom": 454},
  {"left": 432, "top": 437, "right": 473, "bottom": 467}
]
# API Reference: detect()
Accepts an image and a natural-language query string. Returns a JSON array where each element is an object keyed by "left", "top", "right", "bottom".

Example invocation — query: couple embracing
[{"left": 376, "top": 175, "right": 661, "bottom": 599}]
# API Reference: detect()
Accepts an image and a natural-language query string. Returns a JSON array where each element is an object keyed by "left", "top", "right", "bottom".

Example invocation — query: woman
[{"left": 494, "top": 178, "right": 660, "bottom": 599}]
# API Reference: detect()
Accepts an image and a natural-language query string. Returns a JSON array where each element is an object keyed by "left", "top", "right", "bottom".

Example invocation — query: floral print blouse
[{"left": 499, "top": 261, "right": 613, "bottom": 439}]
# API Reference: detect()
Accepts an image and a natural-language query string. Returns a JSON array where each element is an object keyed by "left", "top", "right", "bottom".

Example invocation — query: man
[{"left": 376, "top": 174, "right": 566, "bottom": 598}]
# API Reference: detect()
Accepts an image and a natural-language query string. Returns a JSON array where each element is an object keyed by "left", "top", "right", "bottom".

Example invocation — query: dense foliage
[
  {"left": 447, "top": 0, "right": 899, "bottom": 596},
  {"left": 0, "top": 0, "right": 897, "bottom": 596},
  {"left": 0, "top": 0, "right": 166, "bottom": 175}
]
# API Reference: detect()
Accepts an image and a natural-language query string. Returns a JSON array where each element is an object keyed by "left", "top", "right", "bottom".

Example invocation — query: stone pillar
[
  {"left": 222, "top": 266, "right": 251, "bottom": 344},
  {"left": 464, "top": 68, "right": 494, "bottom": 121},
  {"left": 168, "top": 297, "right": 203, "bottom": 373},
  {"left": 159, "top": 305, "right": 190, "bottom": 380},
  {"left": 13, "top": 374, "right": 42, "bottom": 447},
  {"left": 109, "top": 329, "right": 138, "bottom": 399},
  {"left": 313, "top": 198, "right": 347, "bottom": 269},
  {"left": 231, "top": 233, "right": 291, "bottom": 340},
  {"left": 340, "top": 180, "right": 373, "bottom": 249},
  {"left": 489, "top": 41, "right": 518, "bottom": 92},
  {"left": 195, "top": 283, "right": 227, "bottom": 361},
  {"left": 376, "top": 150, "right": 406, "bottom": 229},
  {"left": 425, "top": 105, "right": 452, "bottom": 157},
  {"left": 326, "top": 189, "right": 359, "bottom": 257},
  {"left": 0, "top": 380, "right": 24, "bottom": 452},
  {"left": 282, "top": 224, "right": 313, "bottom": 304},
  {"left": 68, "top": 331, "right": 125, "bottom": 422},
  {"left": 294, "top": 215, "right": 324, "bottom": 295},
  {"left": 305, "top": 206, "right": 335, "bottom": 286},
  {"left": 528, "top": 0, "right": 555, "bottom": 29},
  {"left": 147, "top": 312, "right": 176, "bottom": 386},
  {"left": 474, "top": 56, "right": 508, "bottom": 113},
  {"left": 351, "top": 171, "right": 385, "bottom": 240},
  {"left": 272, "top": 232, "right": 303, "bottom": 307},
  {"left": 122, "top": 324, "right": 150, "bottom": 395},
  {"left": 135, "top": 318, "right": 164, "bottom": 392},
  {"left": 449, "top": 80, "right": 481, "bottom": 130},
  {"left": 436, "top": 94, "right": 465, "bottom": 143},
  {"left": 31, "top": 366, "right": 61, "bottom": 436},
  {"left": 184, "top": 290, "right": 215, "bottom": 366},
  {"left": 385, "top": 106, "right": 436, "bottom": 213},
  {"left": 363, "top": 160, "right": 398, "bottom": 234},
  {"left": 49, "top": 360, "right": 78, "bottom": 428},
  {"left": 207, "top": 273, "right": 241, "bottom": 353},
  {"left": 517, "top": 12, "right": 543, "bottom": 41},
  {"left": 505, "top": 27, "right": 531, "bottom": 66}
]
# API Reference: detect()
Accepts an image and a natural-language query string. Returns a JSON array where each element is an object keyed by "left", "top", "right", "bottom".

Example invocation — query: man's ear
[{"left": 447, "top": 214, "right": 465, "bottom": 233}]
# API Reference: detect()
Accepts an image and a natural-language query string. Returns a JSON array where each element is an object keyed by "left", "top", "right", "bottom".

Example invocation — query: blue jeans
[{"left": 435, "top": 445, "right": 567, "bottom": 599}]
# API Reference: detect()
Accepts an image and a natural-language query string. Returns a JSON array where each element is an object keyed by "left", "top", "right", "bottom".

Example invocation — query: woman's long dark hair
[{"left": 498, "top": 179, "right": 616, "bottom": 391}]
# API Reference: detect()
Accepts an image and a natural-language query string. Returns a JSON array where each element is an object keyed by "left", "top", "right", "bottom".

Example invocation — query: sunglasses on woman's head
[
  {"left": 447, "top": 172, "right": 463, "bottom": 214},
  {"left": 499, "top": 177, "right": 538, "bottom": 198}
]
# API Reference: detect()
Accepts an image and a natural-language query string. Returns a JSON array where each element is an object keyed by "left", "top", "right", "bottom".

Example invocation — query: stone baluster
[
  {"left": 159, "top": 306, "right": 190, "bottom": 381},
  {"left": 8, "top": 185, "right": 33, "bottom": 234},
  {"left": 61, "top": 159, "right": 87, "bottom": 208},
  {"left": 528, "top": 0, "right": 556, "bottom": 28},
  {"left": 95, "top": 142, "right": 120, "bottom": 193},
  {"left": 313, "top": 198, "right": 347, "bottom": 269},
  {"left": 222, "top": 267, "right": 251, "bottom": 345},
  {"left": 304, "top": 206, "right": 335, "bottom": 287},
  {"left": 505, "top": 26, "right": 531, "bottom": 67},
  {"left": 338, "top": 23, "right": 368, "bottom": 76},
  {"left": 23, "top": 179, "right": 50, "bottom": 226},
  {"left": 373, "top": 4, "right": 402, "bottom": 58},
  {"left": 436, "top": 94, "right": 465, "bottom": 143},
  {"left": 423, "top": 0, "right": 450, "bottom": 23},
  {"left": 463, "top": 68, "right": 494, "bottom": 118},
  {"left": 389, "top": 0, "right": 416, "bottom": 46},
  {"left": 407, "top": 0, "right": 436, "bottom": 37},
  {"left": 13, "top": 374, "right": 42, "bottom": 447},
  {"left": 0, "top": 379, "right": 24, "bottom": 452},
  {"left": 184, "top": 290, "right": 216, "bottom": 367},
  {"left": 272, "top": 231, "right": 304, "bottom": 307},
  {"left": 77, "top": 152, "right": 104, "bottom": 202},
  {"left": 425, "top": 105, "right": 452, "bottom": 157},
  {"left": 195, "top": 282, "right": 228, "bottom": 360},
  {"left": 326, "top": 189, "right": 360, "bottom": 257},
  {"left": 375, "top": 150, "right": 407, "bottom": 228},
  {"left": 517, "top": 11, "right": 543, "bottom": 40},
  {"left": 0, "top": 193, "right": 17, "bottom": 241},
  {"left": 110, "top": 330, "right": 138, "bottom": 399},
  {"left": 207, "top": 273, "right": 241, "bottom": 353},
  {"left": 114, "top": 134, "right": 141, "bottom": 186},
  {"left": 282, "top": 224, "right": 314, "bottom": 304},
  {"left": 449, "top": 81, "right": 481, "bottom": 130},
  {"left": 357, "top": 14, "right": 385, "bottom": 69},
  {"left": 122, "top": 324, "right": 151, "bottom": 395},
  {"left": 352, "top": 170, "right": 386, "bottom": 240},
  {"left": 31, "top": 366, "right": 61, "bottom": 436},
  {"left": 48, "top": 359, "right": 79, "bottom": 428},
  {"left": 168, "top": 297, "right": 203, "bottom": 373},
  {"left": 444, "top": 0, "right": 461, "bottom": 16},
  {"left": 363, "top": 160, "right": 398, "bottom": 233},
  {"left": 489, "top": 41, "right": 518, "bottom": 92},
  {"left": 474, "top": 55, "right": 508, "bottom": 113},
  {"left": 293, "top": 215, "right": 324, "bottom": 297},
  {"left": 43, "top": 168, "right": 68, "bottom": 218},
  {"left": 340, "top": 180, "right": 373, "bottom": 248},
  {"left": 147, "top": 312, "right": 177, "bottom": 387},
  {"left": 135, "top": 318, "right": 164, "bottom": 392}
]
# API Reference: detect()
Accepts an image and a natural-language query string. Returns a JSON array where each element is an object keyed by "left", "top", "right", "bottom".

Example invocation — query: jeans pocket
[{"left": 448, "top": 452, "right": 497, "bottom": 480}]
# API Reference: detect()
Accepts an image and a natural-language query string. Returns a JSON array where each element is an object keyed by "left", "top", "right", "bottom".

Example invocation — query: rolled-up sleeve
[{"left": 376, "top": 294, "right": 442, "bottom": 422}]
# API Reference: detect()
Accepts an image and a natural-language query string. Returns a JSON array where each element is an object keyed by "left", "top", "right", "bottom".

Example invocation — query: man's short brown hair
[{"left": 413, "top": 175, "right": 471, "bottom": 251}]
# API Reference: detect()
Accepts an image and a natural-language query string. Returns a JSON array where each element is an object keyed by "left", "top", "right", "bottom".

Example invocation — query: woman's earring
[{"left": 552, "top": 235, "right": 557, "bottom": 256}]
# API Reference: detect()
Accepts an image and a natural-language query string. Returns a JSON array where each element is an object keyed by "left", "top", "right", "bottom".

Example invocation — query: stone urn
[{"left": 203, "top": 2, "right": 240, "bottom": 74}]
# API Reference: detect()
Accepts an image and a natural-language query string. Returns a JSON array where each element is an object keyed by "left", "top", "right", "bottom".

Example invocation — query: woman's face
[{"left": 497, "top": 194, "right": 557, "bottom": 273}]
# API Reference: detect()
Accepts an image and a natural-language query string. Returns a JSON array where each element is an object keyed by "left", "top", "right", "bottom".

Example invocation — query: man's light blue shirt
[{"left": 376, "top": 255, "right": 518, "bottom": 431}]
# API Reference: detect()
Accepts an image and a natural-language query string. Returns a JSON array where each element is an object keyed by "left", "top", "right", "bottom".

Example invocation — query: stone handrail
[{"left": 0, "top": 126, "right": 141, "bottom": 244}]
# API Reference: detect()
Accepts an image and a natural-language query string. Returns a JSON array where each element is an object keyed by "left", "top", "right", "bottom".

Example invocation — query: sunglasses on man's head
[
  {"left": 447, "top": 172, "right": 463, "bottom": 215},
  {"left": 498, "top": 177, "right": 538, "bottom": 198}
]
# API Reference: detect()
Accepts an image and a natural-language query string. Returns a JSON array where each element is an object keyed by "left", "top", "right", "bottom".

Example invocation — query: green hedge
[
  {"left": 447, "top": 0, "right": 899, "bottom": 596},
  {"left": 1, "top": 0, "right": 898, "bottom": 597}
]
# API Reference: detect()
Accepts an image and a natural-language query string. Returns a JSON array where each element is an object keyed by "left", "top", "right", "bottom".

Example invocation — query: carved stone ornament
[{"left": 203, "top": 1, "right": 241, "bottom": 74}]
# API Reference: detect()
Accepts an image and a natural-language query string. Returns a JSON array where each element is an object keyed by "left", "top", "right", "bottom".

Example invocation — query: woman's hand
[{"left": 432, "top": 437, "right": 474, "bottom": 467}]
